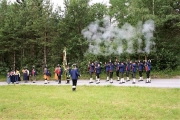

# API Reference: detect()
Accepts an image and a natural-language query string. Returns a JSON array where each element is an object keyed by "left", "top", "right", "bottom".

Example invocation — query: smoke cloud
[{"left": 82, "top": 16, "right": 155, "bottom": 56}]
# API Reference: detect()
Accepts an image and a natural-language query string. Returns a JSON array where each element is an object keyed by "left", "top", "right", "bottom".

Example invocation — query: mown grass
[{"left": 0, "top": 85, "right": 179, "bottom": 119}]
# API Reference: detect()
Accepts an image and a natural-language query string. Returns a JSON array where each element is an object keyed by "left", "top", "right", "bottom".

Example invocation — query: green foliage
[
  {"left": 0, "top": 0, "right": 179, "bottom": 74},
  {"left": 154, "top": 48, "right": 178, "bottom": 70}
]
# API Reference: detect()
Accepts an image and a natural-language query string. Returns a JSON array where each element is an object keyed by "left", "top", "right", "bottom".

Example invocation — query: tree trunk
[
  {"left": 44, "top": 30, "right": 47, "bottom": 66},
  {"left": 13, "top": 51, "right": 16, "bottom": 70}
]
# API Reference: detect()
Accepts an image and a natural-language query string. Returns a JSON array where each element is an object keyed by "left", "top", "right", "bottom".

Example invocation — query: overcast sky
[{"left": 8, "top": 0, "right": 110, "bottom": 9}]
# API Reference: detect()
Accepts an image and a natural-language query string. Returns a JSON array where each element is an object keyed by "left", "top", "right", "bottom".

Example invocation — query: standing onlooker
[
  {"left": 10, "top": 70, "right": 16, "bottom": 84},
  {"left": 7, "top": 71, "right": 11, "bottom": 84},
  {"left": 70, "top": 64, "right": 80, "bottom": 91},
  {"left": 66, "top": 65, "right": 71, "bottom": 84},
  {"left": 22, "top": 67, "right": 28, "bottom": 83},
  {"left": 27, "top": 68, "right": 29, "bottom": 81},
  {"left": 15, "top": 69, "right": 20, "bottom": 84},
  {"left": 31, "top": 66, "right": 37, "bottom": 83}
]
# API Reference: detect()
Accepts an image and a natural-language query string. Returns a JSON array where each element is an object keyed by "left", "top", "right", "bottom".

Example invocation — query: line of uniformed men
[{"left": 88, "top": 59, "right": 152, "bottom": 84}]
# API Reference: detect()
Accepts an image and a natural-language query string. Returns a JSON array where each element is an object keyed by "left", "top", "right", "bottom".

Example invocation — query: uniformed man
[
  {"left": 126, "top": 61, "right": 131, "bottom": 82},
  {"left": 145, "top": 60, "right": 151, "bottom": 83},
  {"left": 109, "top": 60, "right": 114, "bottom": 83},
  {"left": 56, "top": 65, "right": 63, "bottom": 84},
  {"left": 96, "top": 63, "right": 101, "bottom": 84},
  {"left": 89, "top": 62, "right": 95, "bottom": 83},
  {"left": 94, "top": 61, "right": 98, "bottom": 81},
  {"left": 131, "top": 61, "right": 137, "bottom": 84},
  {"left": 138, "top": 60, "right": 144, "bottom": 82},
  {"left": 119, "top": 61, "right": 125, "bottom": 84},
  {"left": 115, "top": 61, "right": 120, "bottom": 81},
  {"left": 104, "top": 62, "right": 110, "bottom": 81},
  {"left": 70, "top": 64, "right": 80, "bottom": 91}
]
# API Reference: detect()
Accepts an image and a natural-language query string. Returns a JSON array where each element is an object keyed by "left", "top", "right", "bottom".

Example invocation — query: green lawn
[{"left": 0, "top": 85, "right": 179, "bottom": 119}]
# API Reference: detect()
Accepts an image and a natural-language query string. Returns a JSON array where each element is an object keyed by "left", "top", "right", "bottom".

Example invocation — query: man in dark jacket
[
  {"left": 96, "top": 63, "right": 101, "bottom": 84},
  {"left": 131, "top": 61, "right": 137, "bottom": 84},
  {"left": 70, "top": 64, "right": 80, "bottom": 91}
]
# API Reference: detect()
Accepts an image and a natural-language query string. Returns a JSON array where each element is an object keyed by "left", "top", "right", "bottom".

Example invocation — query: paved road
[{"left": 0, "top": 79, "right": 180, "bottom": 88}]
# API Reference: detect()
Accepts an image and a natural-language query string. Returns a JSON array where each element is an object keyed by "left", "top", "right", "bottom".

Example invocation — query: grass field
[{"left": 0, "top": 85, "right": 179, "bottom": 119}]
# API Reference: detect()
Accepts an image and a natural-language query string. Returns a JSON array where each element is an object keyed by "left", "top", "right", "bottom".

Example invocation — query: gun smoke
[{"left": 82, "top": 16, "right": 155, "bottom": 56}]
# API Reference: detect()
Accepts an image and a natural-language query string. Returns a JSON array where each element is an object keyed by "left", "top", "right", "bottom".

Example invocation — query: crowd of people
[
  {"left": 6, "top": 58, "right": 151, "bottom": 91},
  {"left": 88, "top": 59, "right": 152, "bottom": 84},
  {"left": 6, "top": 66, "right": 37, "bottom": 84},
  {"left": 6, "top": 64, "right": 80, "bottom": 91}
]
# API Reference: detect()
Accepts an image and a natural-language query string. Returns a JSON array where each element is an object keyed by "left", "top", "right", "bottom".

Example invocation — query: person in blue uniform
[
  {"left": 104, "top": 62, "right": 110, "bottom": 81},
  {"left": 115, "top": 61, "right": 120, "bottom": 81},
  {"left": 138, "top": 60, "right": 144, "bottom": 82},
  {"left": 89, "top": 62, "right": 95, "bottom": 83},
  {"left": 119, "top": 61, "right": 125, "bottom": 84},
  {"left": 94, "top": 61, "right": 98, "bottom": 81},
  {"left": 145, "top": 60, "right": 151, "bottom": 83},
  {"left": 96, "top": 63, "right": 101, "bottom": 84},
  {"left": 131, "top": 61, "right": 137, "bottom": 84},
  {"left": 126, "top": 61, "right": 131, "bottom": 82},
  {"left": 109, "top": 60, "right": 114, "bottom": 83},
  {"left": 70, "top": 64, "right": 80, "bottom": 91}
]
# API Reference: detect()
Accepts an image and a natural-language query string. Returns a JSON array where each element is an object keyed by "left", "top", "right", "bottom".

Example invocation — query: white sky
[
  {"left": 8, "top": 0, "right": 110, "bottom": 9},
  {"left": 51, "top": 0, "right": 109, "bottom": 8}
]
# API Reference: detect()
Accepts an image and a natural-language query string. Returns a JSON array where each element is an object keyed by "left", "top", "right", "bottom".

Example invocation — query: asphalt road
[{"left": 0, "top": 79, "right": 180, "bottom": 88}]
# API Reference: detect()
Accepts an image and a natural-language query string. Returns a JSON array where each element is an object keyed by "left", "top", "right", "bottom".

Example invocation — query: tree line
[{"left": 0, "top": 0, "right": 179, "bottom": 74}]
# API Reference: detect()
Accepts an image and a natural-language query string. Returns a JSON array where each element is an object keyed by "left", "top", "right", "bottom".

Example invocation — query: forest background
[{"left": 0, "top": 0, "right": 179, "bottom": 78}]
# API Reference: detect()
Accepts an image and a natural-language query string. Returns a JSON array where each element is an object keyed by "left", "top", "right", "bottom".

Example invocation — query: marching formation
[{"left": 88, "top": 59, "right": 152, "bottom": 84}]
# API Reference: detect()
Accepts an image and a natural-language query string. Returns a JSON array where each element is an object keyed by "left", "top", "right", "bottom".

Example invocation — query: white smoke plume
[{"left": 82, "top": 16, "right": 155, "bottom": 56}]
